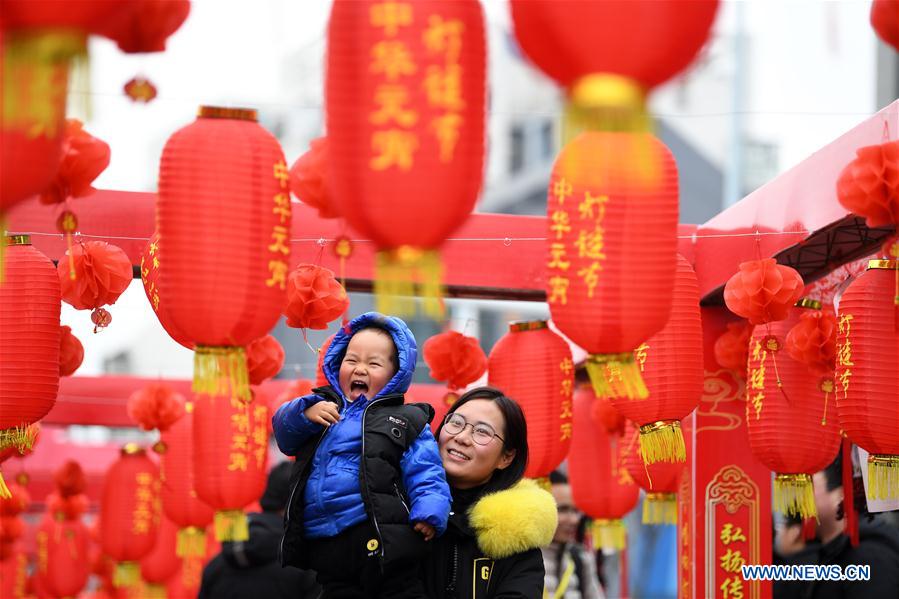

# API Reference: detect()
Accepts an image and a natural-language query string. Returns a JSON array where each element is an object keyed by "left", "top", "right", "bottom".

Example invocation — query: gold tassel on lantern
[
  {"left": 642, "top": 493, "right": 677, "bottom": 525},
  {"left": 193, "top": 347, "right": 250, "bottom": 403},
  {"left": 112, "top": 561, "right": 141, "bottom": 588},
  {"left": 639, "top": 420, "right": 686, "bottom": 465},
  {"left": 374, "top": 246, "right": 444, "bottom": 320},
  {"left": 774, "top": 473, "right": 818, "bottom": 519},
  {"left": 563, "top": 73, "right": 650, "bottom": 141},
  {"left": 176, "top": 526, "right": 207, "bottom": 557},
  {"left": 867, "top": 455, "right": 899, "bottom": 500},
  {"left": 214, "top": 510, "right": 249, "bottom": 542},
  {"left": 585, "top": 353, "right": 649, "bottom": 400},
  {"left": 591, "top": 518, "right": 627, "bottom": 551}
]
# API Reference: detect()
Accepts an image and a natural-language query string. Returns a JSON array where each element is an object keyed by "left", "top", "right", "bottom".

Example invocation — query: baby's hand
[
  {"left": 305, "top": 401, "right": 340, "bottom": 426},
  {"left": 414, "top": 522, "right": 436, "bottom": 542}
]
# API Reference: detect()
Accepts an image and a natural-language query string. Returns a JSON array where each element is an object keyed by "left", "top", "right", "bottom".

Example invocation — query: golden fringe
[
  {"left": 867, "top": 455, "right": 899, "bottom": 501},
  {"left": 142, "top": 583, "right": 167, "bottom": 599},
  {"left": 530, "top": 476, "right": 551, "bottom": 492},
  {"left": 774, "top": 474, "right": 818, "bottom": 519},
  {"left": 585, "top": 354, "right": 649, "bottom": 400},
  {"left": 214, "top": 510, "right": 249, "bottom": 542},
  {"left": 112, "top": 561, "right": 140, "bottom": 588},
  {"left": 374, "top": 248, "right": 445, "bottom": 320},
  {"left": 642, "top": 493, "right": 677, "bottom": 525},
  {"left": 193, "top": 347, "right": 250, "bottom": 403},
  {"left": 0, "top": 471, "right": 10, "bottom": 499},
  {"left": 591, "top": 519, "right": 626, "bottom": 551},
  {"left": 639, "top": 421, "right": 686, "bottom": 465},
  {"left": 563, "top": 74, "right": 651, "bottom": 141},
  {"left": 0, "top": 425, "right": 39, "bottom": 453},
  {"left": 176, "top": 526, "right": 207, "bottom": 558}
]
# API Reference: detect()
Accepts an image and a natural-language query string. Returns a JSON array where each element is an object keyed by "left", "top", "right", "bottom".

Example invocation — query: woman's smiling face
[{"left": 438, "top": 399, "right": 515, "bottom": 489}]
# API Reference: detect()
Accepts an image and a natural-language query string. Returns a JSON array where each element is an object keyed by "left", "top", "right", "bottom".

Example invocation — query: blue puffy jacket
[{"left": 272, "top": 312, "right": 450, "bottom": 539}]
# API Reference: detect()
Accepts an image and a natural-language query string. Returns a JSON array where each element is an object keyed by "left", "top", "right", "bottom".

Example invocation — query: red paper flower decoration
[
  {"left": 786, "top": 306, "right": 837, "bottom": 375},
  {"left": 423, "top": 331, "right": 487, "bottom": 391},
  {"left": 59, "top": 325, "right": 84, "bottom": 377},
  {"left": 714, "top": 321, "right": 753, "bottom": 378},
  {"left": 58, "top": 241, "right": 132, "bottom": 311},
  {"left": 724, "top": 259, "right": 804, "bottom": 325},
  {"left": 871, "top": 0, "right": 899, "bottom": 51},
  {"left": 54, "top": 460, "right": 87, "bottom": 498},
  {"left": 289, "top": 137, "right": 339, "bottom": 219},
  {"left": 127, "top": 384, "right": 185, "bottom": 432},
  {"left": 584, "top": 386, "right": 626, "bottom": 437},
  {"left": 283, "top": 264, "right": 349, "bottom": 330},
  {"left": 836, "top": 141, "right": 899, "bottom": 228},
  {"left": 39, "top": 119, "right": 110, "bottom": 205},
  {"left": 124, "top": 77, "right": 158, "bottom": 103},
  {"left": 246, "top": 335, "right": 285, "bottom": 385}
]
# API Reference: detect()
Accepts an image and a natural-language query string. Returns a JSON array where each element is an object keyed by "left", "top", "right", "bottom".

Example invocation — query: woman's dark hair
[{"left": 436, "top": 385, "right": 529, "bottom": 494}]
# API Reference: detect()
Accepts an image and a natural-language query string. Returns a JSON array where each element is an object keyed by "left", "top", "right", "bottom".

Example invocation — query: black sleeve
[
  {"left": 841, "top": 541, "right": 899, "bottom": 599},
  {"left": 492, "top": 548, "right": 546, "bottom": 598},
  {"left": 198, "top": 555, "right": 224, "bottom": 599}
]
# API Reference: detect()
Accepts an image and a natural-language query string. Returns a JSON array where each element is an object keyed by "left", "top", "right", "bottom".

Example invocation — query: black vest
[{"left": 279, "top": 386, "right": 434, "bottom": 570}]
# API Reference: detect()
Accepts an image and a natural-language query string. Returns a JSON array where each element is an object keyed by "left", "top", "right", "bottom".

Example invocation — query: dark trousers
[{"left": 306, "top": 521, "right": 428, "bottom": 599}]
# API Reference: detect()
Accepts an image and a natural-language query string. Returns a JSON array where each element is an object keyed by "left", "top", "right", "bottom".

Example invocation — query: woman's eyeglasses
[{"left": 443, "top": 413, "right": 504, "bottom": 446}]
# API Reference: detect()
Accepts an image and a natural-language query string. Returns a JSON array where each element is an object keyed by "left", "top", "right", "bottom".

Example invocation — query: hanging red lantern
[
  {"left": 610, "top": 254, "right": 702, "bottom": 465},
  {"left": 0, "top": 236, "right": 60, "bottom": 498},
  {"left": 140, "top": 517, "right": 179, "bottom": 595},
  {"left": 871, "top": 0, "right": 899, "bottom": 52},
  {"left": 124, "top": 76, "right": 158, "bottom": 103},
  {"left": 714, "top": 320, "right": 753, "bottom": 380},
  {"left": 193, "top": 393, "right": 269, "bottom": 541},
  {"left": 423, "top": 330, "right": 487, "bottom": 398},
  {"left": 569, "top": 390, "right": 639, "bottom": 550},
  {"left": 96, "top": 0, "right": 190, "bottom": 53},
  {"left": 58, "top": 240, "right": 132, "bottom": 330},
  {"left": 140, "top": 231, "right": 193, "bottom": 349},
  {"left": 326, "top": 0, "right": 486, "bottom": 317},
  {"left": 836, "top": 140, "right": 899, "bottom": 229},
  {"left": 785, "top": 306, "right": 838, "bottom": 375},
  {"left": 39, "top": 119, "right": 110, "bottom": 205},
  {"left": 315, "top": 333, "right": 335, "bottom": 387},
  {"left": 289, "top": 137, "right": 340, "bottom": 219},
  {"left": 585, "top": 386, "right": 627, "bottom": 438},
  {"left": 99, "top": 444, "right": 161, "bottom": 588},
  {"left": 546, "top": 132, "right": 678, "bottom": 400},
  {"left": 835, "top": 261, "right": 899, "bottom": 500},
  {"left": 284, "top": 264, "right": 349, "bottom": 330},
  {"left": 0, "top": 542, "right": 28, "bottom": 599},
  {"left": 58, "top": 325, "right": 84, "bottom": 377},
  {"left": 246, "top": 335, "right": 285, "bottom": 385},
  {"left": 509, "top": 0, "right": 719, "bottom": 134},
  {"left": 747, "top": 300, "right": 842, "bottom": 519},
  {"left": 622, "top": 422, "right": 684, "bottom": 525},
  {"left": 157, "top": 106, "right": 289, "bottom": 402},
  {"left": 488, "top": 321, "right": 573, "bottom": 479},
  {"left": 724, "top": 259, "right": 805, "bottom": 325}
]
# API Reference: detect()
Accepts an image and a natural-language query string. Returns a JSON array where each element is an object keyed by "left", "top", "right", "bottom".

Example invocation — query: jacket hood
[
  {"left": 323, "top": 312, "right": 417, "bottom": 401},
  {"left": 467, "top": 478, "right": 558, "bottom": 560},
  {"left": 222, "top": 512, "right": 282, "bottom": 568}
]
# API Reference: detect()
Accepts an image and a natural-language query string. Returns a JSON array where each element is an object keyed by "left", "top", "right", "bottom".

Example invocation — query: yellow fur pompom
[{"left": 468, "top": 478, "right": 558, "bottom": 559}]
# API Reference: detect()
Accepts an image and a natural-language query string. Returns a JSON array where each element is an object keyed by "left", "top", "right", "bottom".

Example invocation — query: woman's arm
[{"left": 271, "top": 394, "right": 325, "bottom": 455}]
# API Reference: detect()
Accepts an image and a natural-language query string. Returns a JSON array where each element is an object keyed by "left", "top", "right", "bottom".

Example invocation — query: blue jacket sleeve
[
  {"left": 400, "top": 426, "right": 451, "bottom": 536},
  {"left": 272, "top": 394, "right": 325, "bottom": 456}
]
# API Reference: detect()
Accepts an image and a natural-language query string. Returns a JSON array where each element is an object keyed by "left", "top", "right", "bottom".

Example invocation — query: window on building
[
  {"left": 509, "top": 125, "right": 525, "bottom": 174},
  {"left": 541, "top": 121, "right": 555, "bottom": 159}
]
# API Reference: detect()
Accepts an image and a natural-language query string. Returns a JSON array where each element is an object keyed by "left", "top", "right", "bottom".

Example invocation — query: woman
[{"left": 423, "top": 387, "right": 558, "bottom": 598}]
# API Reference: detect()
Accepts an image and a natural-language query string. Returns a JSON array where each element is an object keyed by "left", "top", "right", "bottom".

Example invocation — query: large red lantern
[
  {"left": 546, "top": 132, "right": 678, "bottom": 400},
  {"left": 610, "top": 254, "right": 702, "bottom": 465},
  {"left": 96, "top": 0, "right": 190, "bottom": 53},
  {"left": 622, "top": 422, "right": 684, "bottom": 525},
  {"left": 140, "top": 231, "right": 192, "bottom": 349},
  {"left": 193, "top": 393, "right": 269, "bottom": 541},
  {"left": 569, "top": 390, "right": 639, "bottom": 549},
  {"left": 835, "top": 261, "right": 899, "bottom": 500},
  {"left": 488, "top": 321, "right": 573, "bottom": 479},
  {"left": 747, "top": 300, "right": 841, "bottom": 519},
  {"left": 872, "top": 0, "right": 899, "bottom": 55},
  {"left": 140, "top": 517, "right": 179, "bottom": 594},
  {"left": 99, "top": 445, "right": 161, "bottom": 588},
  {"left": 509, "top": 0, "right": 719, "bottom": 134},
  {"left": 289, "top": 137, "right": 340, "bottom": 219},
  {"left": 326, "top": 0, "right": 486, "bottom": 317},
  {"left": 157, "top": 107, "right": 289, "bottom": 402},
  {"left": 0, "top": 236, "right": 60, "bottom": 497}
]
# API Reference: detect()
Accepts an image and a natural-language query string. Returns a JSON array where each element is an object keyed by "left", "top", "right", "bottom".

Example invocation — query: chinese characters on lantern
[
  {"left": 836, "top": 313, "right": 854, "bottom": 399},
  {"left": 266, "top": 161, "right": 291, "bottom": 290},
  {"left": 422, "top": 14, "right": 465, "bottom": 162},
  {"left": 718, "top": 523, "right": 748, "bottom": 599},
  {"left": 228, "top": 398, "right": 269, "bottom": 472},
  {"left": 133, "top": 472, "right": 160, "bottom": 534},
  {"left": 142, "top": 240, "right": 161, "bottom": 311},
  {"left": 748, "top": 340, "right": 767, "bottom": 420},
  {"left": 559, "top": 357, "right": 574, "bottom": 441}
]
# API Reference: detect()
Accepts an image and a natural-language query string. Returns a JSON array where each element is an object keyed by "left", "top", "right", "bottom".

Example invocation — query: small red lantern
[
  {"left": 546, "top": 132, "right": 678, "bottom": 400},
  {"left": 59, "top": 325, "right": 84, "bottom": 377},
  {"left": 622, "top": 422, "right": 684, "bottom": 525},
  {"left": 871, "top": 0, "right": 899, "bottom": 52},
  {"left": 714, "top": 321, "right": 753, "bottom": 380},
  {"left": 127, "top": 384, "right": 185, "bottom": 434},
  {"left": 246, "top": 335, "right": 285, "bottom": 385},
  {"left": 39, "top": 119, "right": 110, "bottom": 205},
  {"left": 836, "top": 140, "right": 899, "bottom": 229},
  {"left": 140, "top": 231, "right": 193, "bottom": 349},
  {"left": 488, "top": 321, "right": 573, "bottom": 479},
  {"left": 157, "top": 107, "right": 289, "bottom": 402},
  {"left": 284, "top": 265, "right": 349, "bottom": 330},
  {"left": 423, "top": 330, "right": 487, "bottom": 394},
  {"left": 724, "top": 259, "right": 805, "bottom": 325},
  {"left": 835, "top": 261, "right": 899, "bottom": 500},
  {"left": 326, "top": 0, "right": 486, "bottom": 317},
  {"left": 289, "top": 137, "right": 340, "bottom": 219},
  {"left": 124, "top": 76, "right": 158, "bottom": 103},
  {"left": 58, "top": 240, "right": 132, "bottom": 330}
]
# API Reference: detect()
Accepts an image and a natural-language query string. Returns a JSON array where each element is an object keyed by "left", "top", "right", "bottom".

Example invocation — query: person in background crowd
[
  {"left": 541, "top": 470, "right": 605, "bottom": 599},
  {"left": 198, "top": 461, "right": 320, "bottom": 599}
]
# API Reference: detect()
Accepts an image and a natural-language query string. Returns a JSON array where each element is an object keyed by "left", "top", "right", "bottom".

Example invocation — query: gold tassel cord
[
  {"left": 591, "top": 519, "right": 627, "bottom": 551},
  {"left": 193, "top": 346, "right": 251, "bottom": 403},
  {"left": 176, "top": 526, "right": 207, "bottom": 558},
  {"left": 214, "top": 510, "right": 249, "bottom": 542},
  {"left": 642, "top": 493, "right": 677, "bottom": 525},
  {"left": 585, "top": 353, "right": 649, "bottom": 400},
  {"left": 0, "top": 425, "right": 39, "bottom": 453},
  {"left": 774, "top": 474, "right": 818, "bottom": 520},
  {"left": 0, "top": 471, "right": 10, "bottom": 499},
  {"left": 112, "top": 561, "right": 141, "bottom": 588},
  {"left": 639, "top": 421, "right": 686, "bottom": 465},
  {"left": 563, "top": 73, "right": 651, "bottom": 141},
  {"left": 373, "top": 247, "right": 445, "bottom": 320},
  {"left": 867, "top": 455, "right": 899, "bottom": 501}
]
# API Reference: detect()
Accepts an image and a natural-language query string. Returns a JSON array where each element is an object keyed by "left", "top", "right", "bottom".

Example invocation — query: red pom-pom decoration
[
  {"left": 871, "top": 0, "right": 899, "bottom": 52},
  {"left": 246, "top": 335, "right": 285, "bottom": 385},
  {"left": 58, "top": 241, "right": 132, "bottom": 311},
  {"left": 836, "top": 141, "right": 899, "bottom": 228},
  {"left": 59, "top": 325, "right": 84, "bottom": 377},
  {"left": 714, "top": 321, "right": 753, "bottom": 378},
  {"left": 786, "top": 305, "right": 837, "bottom": 375},
  {"left": 127, "top": 384, "right": 185, "bottom": 432},
  {"left": 39, "top": 119, "right": 110, "bottom": 205},
  {"left": 289, "top": 137, "right": 339, "bottom": 219},
  {"left": 54, "top": 460, "right": 87, "bottom": 498},
  {"left": 724, "top": 259, "right": 804, "bottom": 325},
  {"left": 283, "top": 264, "right": 349, "bottom": 330},
  {"left": 423, "top": 331, "right": 487, "bottom": 391},
  {"left": 585, "top": 386, "right": 626, "bottom": 438}
]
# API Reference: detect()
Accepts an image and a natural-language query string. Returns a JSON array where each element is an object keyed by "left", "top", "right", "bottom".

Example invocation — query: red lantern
[
  {"left": 127, "top": 384, "right": 185, "bottom": 436},
  {"left": 0, "top": 236, "right": 60, "bottom": 497},
  {"left": 423, "top": 330, "right": 487, "bottom": 393},
  {"left": 622, "top": 422, "right": 684, "bottom": 525},
  {"left": 0, "top": 545, "right": 28, "bottom": 599},
  {"left": 140, "top": 231, "right": 193, "bottom": 349},
  {"left": 58, "top": 325, "right": 84, "bottom": 377},
  {"left": 96, "top": 0, "right": 190, "bottom": 53},
  {"left": 546, "top": 132, "right": 678, "bottom": 400},
  {"left": 284, "top": 264, "right": 349, "bottom": 330},
  {"left": 99, "top": 445, "right": 161, "bottom": 588},
  {"left": 124, "top": 76, "right": 158, "bottom": 103},
  {"left": 785, "top": 306, "right": 837, "bottom": 375},
  {"left": 871, "top": 0, "right": 899, "bottom": 52},
  {"left": 39, "top": 119, "right": 110, "bottom": 205},
  {"left": 157, "top": 106, "right": 289, "bottom": 402},
  {"left": 836, "top": 261, "right": 899, "bottom": 500},
  {"left": 724, "top": 259, "right": 805, "bottom": 325},
  {"left": 246, "top": 335, "right": 285, "bottom": 385},
  {"left": 587, "top": 387, "right": 627, "bottom": 438},
  {"left": 488, "top": 321, "right": 573, "bottom": 479},
  {"left": 714, "top": 321, "right": 753, "bottom": 380},
  {"left": 58, "top": 240, "right": 132, "bottom": 330},
  {"left": 836, "top": 140, "right": 899, "bottom": 229},
  {"left": 140, "top": 517, "right": 179, "bottom": 592},
  {"left": 326, "top": 0, "right": 486, "bottom": 317},
  {"left": 193, "top": 393, "right": 269, "bottom": 541},
  {"left": 509, "top": 0, "right": 719, "bottom": 133},
  {"left": 610, "top": 254, "right": 702, "bottom": 464},
  {"left": 747, "top": 300, "right": 841, "bottom": 519},
  {"left": 569, "top": 390, "right": 639, "bottom": 549},
  {"left": 289, "top": 137, "right": 340, "bottom": 219},
  {"left": 316, "top": 334, "right": 335, "bottom": 387}
]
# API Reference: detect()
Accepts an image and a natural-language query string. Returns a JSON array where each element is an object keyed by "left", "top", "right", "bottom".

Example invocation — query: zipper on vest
[
  {"left": 360, "top": 395, "right": 390, "bottom": 560},
  {"left": 446, "top": 542, "right": 459, "bottom": 596}
]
